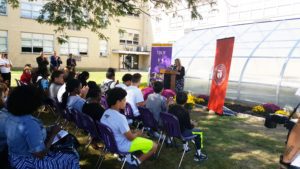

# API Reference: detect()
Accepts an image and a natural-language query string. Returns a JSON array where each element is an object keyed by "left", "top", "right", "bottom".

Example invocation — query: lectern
[{"left": 160, "top": 69, "right": 178, "bottom": 91}]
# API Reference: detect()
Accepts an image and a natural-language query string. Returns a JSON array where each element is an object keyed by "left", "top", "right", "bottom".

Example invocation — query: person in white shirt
[
  {"left": 100, "top": 87, "right": 157, "bottom": 168},
  {"left": 126, "top": 73, "right": 145, "bottom": 117},
  {"left": 0, "top": 53, "right": 12, "bottom": 87},
  {"left": 115, "top": 73, "right": 132, "bottom": 90}
]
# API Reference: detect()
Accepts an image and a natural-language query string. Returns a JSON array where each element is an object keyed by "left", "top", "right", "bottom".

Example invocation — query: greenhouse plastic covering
[{"left": 173, "top": 18, "right": 300, "bottom": 107}]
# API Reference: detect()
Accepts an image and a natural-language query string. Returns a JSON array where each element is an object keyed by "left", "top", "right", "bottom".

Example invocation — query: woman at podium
[{"left": 174, "top": 58, "right": 185, "bottom": 92}]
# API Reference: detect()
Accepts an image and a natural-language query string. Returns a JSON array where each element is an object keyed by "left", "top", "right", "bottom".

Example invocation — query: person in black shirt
[
  {"left": 82, "top": 87, "right": 105, "bottom": 122},
  {"left": 78, "top": 71, "right": 89, "bottom": 87},
  {"left": 169, "top": 91, "right": 207, "bottom": 162},
  {"left": 36, "top": 52, "right": 49, "bottom": 74},
  {"left": 66, "top": 54, "right": 77, "bottom": 72},
  {"left": 174, "top": 58, "right": 185, "bottom": 93}
]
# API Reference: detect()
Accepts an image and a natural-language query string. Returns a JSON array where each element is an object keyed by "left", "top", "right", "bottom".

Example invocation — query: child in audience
[
  {"left": 126, "top": 73, "right": 144, "bottom": 117},
  {"left": 169, "top": 91, "right": 208, "bottom": 161},
  {"left": 36, "top": 69, "right": 50, "bottom": 94},
  {"left": 49, "top": 70, "right": 64, "bottom": 99},
  {"left": 146, "top": 81, "right": 168, "bottom": 124},
  {"left": 100, "top": 88, "right": 157, "bottom": 168},
  {"left": 5, "top": 86, "right": 80, "bottom": 169},
  {"left": 101, "top": 68, "right": 118, "bottom": 94},
  {"left": 20, "top": 64, "right": 32, "bottom": 85},
  {"left": 78, "top": 71, "right": 89, "bottom": 87},
  {"left": 115, "top": 73, "right": 132, "bottom": 90},
  {"left": 61, "top": 79, "right": 89, "bottom": 112},
  {"left": 82, "top": 86, "right": 105, "bottom": 121}
]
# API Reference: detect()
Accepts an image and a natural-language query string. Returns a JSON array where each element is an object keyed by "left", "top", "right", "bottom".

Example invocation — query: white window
[
  {"left": 99, "top": 40, "right": 108, "bottom": 57},
  {"left": 0, "top": 0, "right": 7, "bottom": 15},
  {"left": 21, "top": 32, "right": 54, "bottom": 53},
  {"left": 60, "top": 37, "right": 88, "bottom": 56},
  {"left": 119, "top": 29, "right": 140, "bottom": 46},
  {"left": 21, "top": 1, "right": 44, "bottom": 19},
  {"left": 0, "top": 31, "right": 7, "bottom": 52}
]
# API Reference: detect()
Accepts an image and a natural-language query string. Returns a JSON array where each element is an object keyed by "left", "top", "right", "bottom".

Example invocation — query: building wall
[{"left": 0, "top": 1, "right": 151, "bottom": 70}]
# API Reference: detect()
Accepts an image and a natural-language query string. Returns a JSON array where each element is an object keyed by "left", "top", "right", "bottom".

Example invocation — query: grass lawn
[
  {"left": 10, "top": 70, "right": 149, "bottom": 87},
  {"left": 39, "top": 107, "right": 287, "bottom": 169}
]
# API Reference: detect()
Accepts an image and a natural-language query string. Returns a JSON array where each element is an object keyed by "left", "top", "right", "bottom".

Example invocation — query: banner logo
[{"left": 213, "top": 64, "right": 226, "bottom": 85}]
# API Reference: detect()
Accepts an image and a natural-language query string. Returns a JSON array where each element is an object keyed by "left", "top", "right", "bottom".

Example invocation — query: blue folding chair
[
  {"left": 95, "top": 122, "right": 130, "bottom": 169},
  {"left": 100, "top": 95, "right": 109, "bottom": 109},
  {"left": 120, "top": 103, "right": 142, "bottom": 129},
  {"left": 159, "top": 112, "right": 197, "bottom": 169}
]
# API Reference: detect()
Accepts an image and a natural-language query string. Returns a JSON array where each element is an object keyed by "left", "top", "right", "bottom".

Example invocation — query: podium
[{"left": 160, "top": 69, "right": 178, "bottom": 91}]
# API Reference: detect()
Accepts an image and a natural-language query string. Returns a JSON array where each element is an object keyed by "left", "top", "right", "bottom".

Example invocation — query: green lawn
[
  {"left": 11, "top": 71, "right": 149, "bottom": 87},
  {"left": 39, "top": 107, "right": 287, "bottom": 169}
]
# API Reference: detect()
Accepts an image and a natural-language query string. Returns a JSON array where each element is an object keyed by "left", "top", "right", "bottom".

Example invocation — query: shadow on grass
[{"left": 38, "top": 109, "right": 286, "bottom": 169}]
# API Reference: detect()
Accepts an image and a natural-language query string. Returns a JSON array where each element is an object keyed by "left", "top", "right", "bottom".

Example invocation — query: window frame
[
  {"left": 0, "top": 30, "right": 8, "bottom": 53},
  {"left": 21, "top": 32, "right": 54, "bottom": 54},
  {"left": 20, "top": 1, "right": 44, "bottom": 19},
  {"left": 99, "top": 40, "right": 108, "bottom": 57},
  {"left": 60, "top": 36, "right": 89, "bottom": 56},
  {"left": 0, "top": 0, "right": 7, "bottom": 16}
]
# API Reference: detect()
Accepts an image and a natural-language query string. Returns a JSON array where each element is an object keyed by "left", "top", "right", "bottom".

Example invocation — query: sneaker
[
  {"left": 194, "top": 153, "right": 208, "bottom": 162},
  {"left": 182, "top": 147, "right": 191, "bottom": 153}
]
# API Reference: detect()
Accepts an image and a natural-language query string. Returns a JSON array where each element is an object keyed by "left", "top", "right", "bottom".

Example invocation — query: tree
[{"left": 7, "top": 0, "right": 216, "bottom": 42}]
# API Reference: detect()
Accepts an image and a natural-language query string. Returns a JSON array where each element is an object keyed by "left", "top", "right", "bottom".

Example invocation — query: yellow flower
[
  {"left": 194, "top": 97, "right": 205, "bottom": 104},
  {"left": 252, "top": 105, "right": 265, "bottom": 113},
  {"left": 275, "top": 110, "right": 290, "bottom": 116}
]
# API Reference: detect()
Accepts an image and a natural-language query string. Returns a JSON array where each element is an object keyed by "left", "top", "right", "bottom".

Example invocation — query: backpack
[{"left": 101, "top": 80, "right": 115, "bottom": 94}]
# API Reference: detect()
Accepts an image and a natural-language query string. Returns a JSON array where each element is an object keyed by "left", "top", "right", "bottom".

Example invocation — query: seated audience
[
  {"left": 36, "top": 69, "right": 50, "bottom": 94},
  {"left": 82, "top": 86, "right": 105, "bottom": 121},
  {"left": 115, "top": 73, "right": 132, "bottom": 90},
  {"left": 169, "top": 92, "right": 207, "bottom": 161},
  {"left": 126, "top": 73, "right": 145, "bottom": 117},
  {"left": 49, "top": 70, "right": 64, "bottom": 99},
  {"left": 101, "top": 68, "right": 118, "bottom": 94},
  {"left": 61, "top": 79, "right": 88, "bottom": 113},
  {"left": 57, "top": 71, "right": 76, "bottom": 102},
  {"left": 100, "top": 88, "right": 158, "bottom": 168},
  {"left": 5, "top": 86, "right": 80, "bottom": 169},
  {"left": 20, "top": 64, "right": 32, "bottom": 85},
  {"left": 78, "top": 71, "right": 89, "bottom": 87},
  {"left": 146, "top": 81, "right": 168, "bottom": 124}
]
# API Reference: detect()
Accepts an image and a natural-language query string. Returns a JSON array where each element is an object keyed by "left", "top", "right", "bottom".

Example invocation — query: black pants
[
  {"left": 0, "top": 147, "right": 9, "bottom": 169},
  {"left": 1, "top": 72, "right": 11, "bottom": 87}
]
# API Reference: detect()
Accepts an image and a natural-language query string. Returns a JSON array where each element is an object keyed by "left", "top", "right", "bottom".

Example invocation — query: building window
[
  {"left": 127, "top": 12, "right": 140, "bottom": 17},
  {"left": 60, "top": 37, "right": 88, "bottom": 56},
  {"left": 119, "top": 30, "right": 140, "bottom": 46},
  {"left": 21, "top": 33, "right": 54, "bottom": 53},
  {"left": 0, "top": 31, "right": 7, "bottom": 52},
  {"left": 0, "top": 0, "right": 7, "bottom": 15},
  {"left": 99, "top": 40, "right": 108, "bottom": 57},
  {"left": 21, "top": 2, "right": 44, "bottom": 19}
]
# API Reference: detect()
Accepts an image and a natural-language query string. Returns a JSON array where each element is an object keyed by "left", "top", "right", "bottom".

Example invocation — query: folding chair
[
  {"left": 76, "top": 112, "right": 101, "bottom": 150},
  {"left": 120, "top": 103, "right": 142, "bottom": 129},
  {"left": 159, "top": 112, "right": 197, "bottom": 169},
  {"left": 100, "top": 95, "right": 109, "bottom": 109},
  {"left": 95, "top": 122, "right": 131, "bottom": 169},
  {"left": 138, "top": 107, "right": 163, "bottom": 142}
]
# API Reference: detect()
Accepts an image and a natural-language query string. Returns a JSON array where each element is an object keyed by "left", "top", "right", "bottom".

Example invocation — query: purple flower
[
  {"left": 162, "top": 89, "right": 176, "bottom": 99},
  {"left": 142, "top": 87, "right": 154, "bottom": 100},
  {"left": 262, "top": 103, "right": 281, "bottom": 113}
]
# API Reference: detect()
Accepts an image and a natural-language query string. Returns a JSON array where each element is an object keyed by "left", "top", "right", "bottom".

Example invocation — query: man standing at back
[
  {"left": 66, "top": 53, "right": 76, "bottom": 72},
  {"left": 126, "top": 73, "right": 145, "bottom": 117}
]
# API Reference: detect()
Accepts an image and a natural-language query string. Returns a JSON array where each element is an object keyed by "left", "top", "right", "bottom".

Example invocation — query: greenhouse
[{"left": 173, "top": 17, "right": 300, "bottom": 107}]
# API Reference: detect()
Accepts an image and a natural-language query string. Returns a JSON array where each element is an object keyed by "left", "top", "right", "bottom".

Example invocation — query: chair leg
[
  {"left": 157, "top": 134, "right": 166, "bottom": 157},
  {"left": 157, "top": 131, "right": 163, "bottom": 143},
  {"left": 97, "top": 149, "right": 107, "bottom": 169},
  {"left": 74, "top": 127, "right": 79, "bottom": 136},
  {"left": 84, "top": 134, "right": 92, "bottom": 151},
  {"left": 120, "top": 157, "right": 127, "bottom": 169},
  {"left": 178, "top": 149, "right": 186, "bottom": 169}
]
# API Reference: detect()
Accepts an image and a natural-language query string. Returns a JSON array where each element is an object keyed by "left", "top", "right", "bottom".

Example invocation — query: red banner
[{"left": 208, "top": 37, "right": 235, "bottom": 115}]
